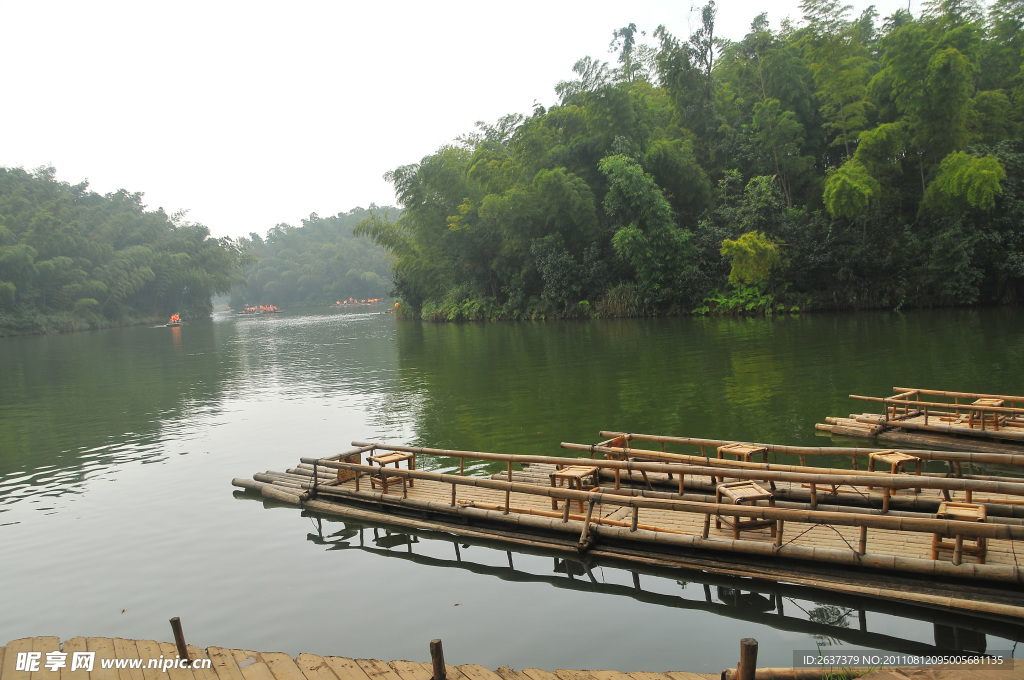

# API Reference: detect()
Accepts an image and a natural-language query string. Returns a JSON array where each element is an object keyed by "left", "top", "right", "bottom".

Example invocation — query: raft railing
[
  {"left": 264, "top": 442, "right": 1024, "bottom": 591},
  {"left": 591, "top": 431, "right": 1024, "bottom": 477},
  {"left": 847, "top": 389, "right": 1024, "bottom": 438}
]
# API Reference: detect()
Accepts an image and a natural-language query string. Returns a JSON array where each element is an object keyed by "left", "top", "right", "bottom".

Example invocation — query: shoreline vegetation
[
  {"left": 4, "top": 2, "right": 1024, "bottom": 335},
  {"left": 361, "top": 0, "right": 1024, "bottom": 323}
]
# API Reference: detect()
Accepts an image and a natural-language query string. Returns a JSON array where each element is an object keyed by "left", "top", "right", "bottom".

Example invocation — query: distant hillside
[{"left": 230, "top": 206, "right": 397, "bottom": 308}]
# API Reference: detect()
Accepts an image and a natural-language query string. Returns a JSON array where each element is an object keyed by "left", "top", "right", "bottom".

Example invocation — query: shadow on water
[{"left": 291, "top": 504, "right": 1024, "bottom": 657}]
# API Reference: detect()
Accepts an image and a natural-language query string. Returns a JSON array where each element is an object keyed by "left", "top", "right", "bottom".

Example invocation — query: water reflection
[{"left": 297, "top": 509, "right": 1024, "bottom": 656}]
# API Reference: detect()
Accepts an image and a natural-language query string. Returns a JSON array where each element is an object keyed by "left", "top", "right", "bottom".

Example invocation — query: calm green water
[{"left": 1, "top": 308, "right": 1022, "bottom": 671}]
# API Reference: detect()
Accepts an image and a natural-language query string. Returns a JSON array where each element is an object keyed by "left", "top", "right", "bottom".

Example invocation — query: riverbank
[{"left": 0, "top": 310, "right": 161, "bottom": 337}]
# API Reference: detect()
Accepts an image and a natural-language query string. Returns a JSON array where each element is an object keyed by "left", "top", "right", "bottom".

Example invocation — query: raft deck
[
  {"left": 817, "top": 387, "right": 1024, "bottom": 453},
  {"left": 233, "top": 442, "right": 1024, "bottom": 620}
]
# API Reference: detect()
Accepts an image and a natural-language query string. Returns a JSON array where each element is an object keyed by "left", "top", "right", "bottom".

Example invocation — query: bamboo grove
[
  {"left": 228, "top": 208, "right": 394, "bottom": 310},
  {"left": 358, "top": 0, "right": 1024, "bottom": 320},
  {"left": 0, "top": 166, "right": 245, "bottom": 334}
]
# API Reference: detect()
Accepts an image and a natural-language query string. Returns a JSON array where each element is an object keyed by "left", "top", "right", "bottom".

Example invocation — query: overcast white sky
[{"left": 1, "top": 0, "right": 914, "bottom": 240}]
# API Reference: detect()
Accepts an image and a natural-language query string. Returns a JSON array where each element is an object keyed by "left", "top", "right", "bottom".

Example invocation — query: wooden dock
[
  {"left": 4, "top": 637, "right": 1016, "bottom": 680},
  {"left": 817, "top": 387, "right": 1024, "bottom": 454},
  {"left": 0, "top": 637, "right": 718, "bottom": 680},
  {"left": 233, "top": 441, "right": 1024, "bottom": 620}
]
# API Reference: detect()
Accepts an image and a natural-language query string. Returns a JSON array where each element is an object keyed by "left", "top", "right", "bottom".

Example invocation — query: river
[{"left": 1, "top": 308, "right": 1022, "bottom": 672}]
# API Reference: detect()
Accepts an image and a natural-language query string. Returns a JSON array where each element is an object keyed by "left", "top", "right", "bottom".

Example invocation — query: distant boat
[{"left": 166, "top": 313, "right": 183, "bottom": 327}]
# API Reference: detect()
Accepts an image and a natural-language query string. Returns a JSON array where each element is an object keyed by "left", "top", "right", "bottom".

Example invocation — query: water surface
[{"left": 1, "top": 308, "right": 1021, "bottom": 672}]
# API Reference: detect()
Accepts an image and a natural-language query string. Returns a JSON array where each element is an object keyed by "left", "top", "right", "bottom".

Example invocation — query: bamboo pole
[
  {"left": 858, "top": 415, "right": 1024, "bottom": 442},
  {"left": 307, "top": 481, "right": 1024, "bottom": 586},
  {"left": 723, "top": 668, "right": 877, "bottom": 680},
  {"left": 169, "top": 617, "right": 190, "bottom": 662},
  {"left": 261, "top": 485, "right": 304, "bottom": 505},
  {"left": 737, "top": 638, "right": 758, "bottom": 680},
  {"left": 574, "top": 446, "right": 1024, "bottom": 499},
  {"left": 597, "top": 431, "right": 1024, "bottom": 466},
  {"left": 340, "top": 444, "right": 1024, "bottom": 496},
  {"left": 466, "top": 501, "right": 680, "bottom": 533},
  {"left": 853, "top": 393, "right": 1024, "bottom": 416},
  {"left": 311, "top": 459, "right": 1024, "bottom": 542},
  {"left": 893, "top": 386, "right": 1024, "bottom": 403},
  {"left": 570, "top": 441, "right": 953, "bottom": 480},
  {"left": 234, "top": 477, "right": 1024, "bottom": 617},
  {"left": 429, "top": 639, "right": 445, "bottom": 680}
]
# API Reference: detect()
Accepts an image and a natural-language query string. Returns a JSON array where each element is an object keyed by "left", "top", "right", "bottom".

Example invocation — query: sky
[{"left": 1, "top": 0, "right": 915, "bottom": 240}]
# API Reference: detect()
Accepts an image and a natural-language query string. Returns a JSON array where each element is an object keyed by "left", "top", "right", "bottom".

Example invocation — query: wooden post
[
  {"left": 578, "top": 500, "right": 595, "bottom": 552},
  {"left": 429, "top": 639, "right": 446, "bottom": 680},
  {"left": 505, "top": 461, "right": 512, "bottom": 514},
  {"left": 737, "top": 638, "right": 758, "bottom": 680},
  {"left": 169, "top": 617, "right": 190, "bottom": 662}
]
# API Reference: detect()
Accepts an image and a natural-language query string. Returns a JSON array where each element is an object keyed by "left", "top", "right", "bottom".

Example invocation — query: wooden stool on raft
[
  {"left": 550, "top": 465, "right": 600, "bottom": 512},
  {"left": 367, "top": 451, "right": 416, "bottom": 496},
  {"left": 931, "top": 501, "right": 987, "bottom": 565},
  {"left": 968, "top": 398, "right": 1006, "bottom": 431},
  {"left": 705, "top": 480, "right": 778, "bottom": 542},
  {"left": 715, "top": 443, "right": 774, "bottom": 490},
  {"left": 868, "top": 450, "right": 922, "bottom": 495}
]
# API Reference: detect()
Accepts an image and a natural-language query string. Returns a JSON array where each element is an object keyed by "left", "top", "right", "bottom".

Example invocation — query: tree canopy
[
  {"left": 360, "top": 0, "right": 1024, "bottom": 318},
  {"left": 229, "top": 207, "right": 394, "bottom": 309},
  {"left": 0, "top": 166, "right": 246, "bottom": 334}
]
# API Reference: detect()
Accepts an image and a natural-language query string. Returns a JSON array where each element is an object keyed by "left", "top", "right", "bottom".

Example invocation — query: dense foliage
[
  {"left": 360, "top": 0, "right": 1024, "bottom": 319},
  {"left": 229, "top": 207, "right": 394, "bottom": 309},
  {"left": 0, "top": 166, "right": 245, "bottom": 335}
]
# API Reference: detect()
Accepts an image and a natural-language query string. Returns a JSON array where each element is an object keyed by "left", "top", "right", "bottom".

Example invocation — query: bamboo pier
[
  {"left": 817, "top": 387, "right": 1024, "bottom": 454},
  {"left": 233, "top": 438, "right": 1024, "bottom": 621}
]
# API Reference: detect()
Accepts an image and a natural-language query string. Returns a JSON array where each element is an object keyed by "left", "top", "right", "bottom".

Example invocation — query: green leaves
[
  {"left": 823, "top": 159, "right": 881, "bottom": 218},
  {"left": 600, "top": 154, "right": 693, "bottom": 295},
  {"left": 720, "top": 231, "right": 783, "bottom": 285},
  {"left": 923, "top": 151, "right": 1007, "bottom": 212}
]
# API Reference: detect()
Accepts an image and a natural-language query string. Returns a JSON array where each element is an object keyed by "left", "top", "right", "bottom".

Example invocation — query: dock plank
[
  {"left": 112, "top": 639, "right": 146, "bottom": 680},
  {"left": 2, "top": 638, "right": 34, "bottom": 680},
  {"left": 493, "top": 668, "right": 531, "bottom": 680},
  {"left": 132, "top": 640, "right": 166, "bottom": 680},
  {"left": 552, "top": 670, "right": 599, "bottom": 680},
  {"left": 456, "top": 665, "right": 504, "bottom": 680},
  {"left": 664, "top": 672, "right": 717, "bottom": 680},
  {"left": 294, "top": 654, "right": 341, "bottom": 680},
  {"left": 586, "top": 672, "right": 634, "bottom": 680},
  {"left": 321, "top": 658, "right": 372, "bottom": 680},
  {"left": 386, "top": 661, "right": 431, "bottom": 680},
  {"left": 59, "top": 638, "right": 89, "bottom": 680},
  {"left": 261, "top": 652, "right": 308, "bottom": 680},
  {"left": 186, "top": 647, "right": 220, "bottom": 680},
  {"left": 521, "top": 670, "right": 560, "bottom": 680},
  {"left": 87, "top": 638, "right": 121, "bottom": 680},
  {"left": 628, "top": 672, "right": 674, "bottom": 680},
  {"left": 354, "top": 659, "right": 403, "bottom": 680},
  {"left": 206, "top": 647, "right": 246, "bottom": 680},
  {"left": 157, "top": 642, "right": 197, "bottom": 680},
  {"left": 31, "top": 637, "right": 61, "bottom": 680},
  {"left": 231, "top": 652, "right": 275, "bottom": 680}
]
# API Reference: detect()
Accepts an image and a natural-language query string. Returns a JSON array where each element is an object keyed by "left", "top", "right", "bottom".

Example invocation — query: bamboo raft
[
  {"left": 816, "top": 387, "right": 1024, "bottom": 454},
  {"left": 233, "top": 438, "right": 1024, "bottom": 621}
]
